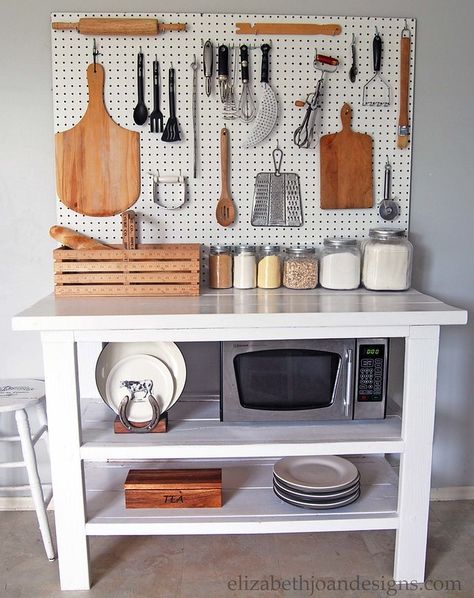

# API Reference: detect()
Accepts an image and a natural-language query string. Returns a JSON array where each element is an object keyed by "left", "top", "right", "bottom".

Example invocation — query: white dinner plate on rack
[
  {"left": 273, "top": 475, "right": 360, "bottom": 501},
  {"left": 105, "top": 354, "right": 174, "bottom": 423},
  {"left": 96, "top": 341, "right": 186, "bottom": 414},
  {"left": 273, "top": 485, "right": 361, "bottom": 510},
  {"left": 273, "top": 456, "right": 359, "bottom": 492}
]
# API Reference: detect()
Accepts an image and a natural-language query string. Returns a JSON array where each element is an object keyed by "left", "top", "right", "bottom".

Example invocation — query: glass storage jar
[
  {"left": 208, "top": 245, "right": 232, "bottom": 289},
  {"left": 362, "top": 228, "right": 413, "bottom": 291},
  {"left": 233, "top": 246, "right": 257, "bottom": 289},
  {"left": 283, "top": 248, "right": 318, "bottom": 289},
  {"left": 257, "top": 246, "right": 281, "bottom": 289},
  {"left": 320, "top": 238, "right": 361, "bottom": 290}
]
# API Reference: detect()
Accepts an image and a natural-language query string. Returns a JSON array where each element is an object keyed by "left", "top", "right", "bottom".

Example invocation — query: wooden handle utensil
[
  {"left": 52, "top": 18, "right": 186, "bottom": 36},
  {"left": 236, "top": 22, "right": 341, "bottom": 36},
  {"left": 397, "top": 22, "right": 411, "bottom": 149},
  {"left": 215, "top": 127, "right": 236, "bottom": 227}
]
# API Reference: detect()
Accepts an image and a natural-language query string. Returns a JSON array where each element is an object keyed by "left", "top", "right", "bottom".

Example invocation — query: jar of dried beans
[{"left": 283, "top": 248, "right": 318, "bottom": 290}]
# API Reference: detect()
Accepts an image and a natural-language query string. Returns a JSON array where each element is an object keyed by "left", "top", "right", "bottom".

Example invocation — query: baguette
[{"left": 49, "top": 225, "right": 115, "bottom": 250}]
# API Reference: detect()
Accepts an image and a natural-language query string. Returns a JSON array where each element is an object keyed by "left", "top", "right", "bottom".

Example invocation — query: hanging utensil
[
  {"left": 235, "top": 22, "right": 342, "bottom": 36},
  {"left": 251, "top": 143, "right": 303, "bottom": 227},
  {"left": 362, "top": 28, "right": 391, "bottom": 106},
  {"left": 238, "top": 44, "right": 256, "bottom": 122},
  {"left": 378, "top": 157, "right": 400, "bottom": 220},
  {"left": 52, "top": 17, "right": 187, "bottom": 36},
  {"left": 217, "top": 44, "right": 229, "bottom": 103},
  {"left": 223, "top": 46, "right": 238, "bottom": 120},
  {"left": 397, "top": 20, "right": 411, "bottom": 148},
  {"left": 149, "top": 56, "right": 164, "bottom": 133},
  {"left": 161, "top": 65, "right": 181, "bottom": 142},
  {"left": 203, "top": 39, "right": 214, "bottom": 97},
  {"left": 293, "top": 54, "right": 338, "bottom": 149},
  {"left": 242, "top": 43, "right": 277, "bottom": 148},
  {"left": 190, "top": 55, "right": 199, "bottom": 177},
  {"left": 349, "top": 34, "right": 358, "bottom": 83},
  {"left": 215, "top": 127, "right": 236, "bottom": 227},
  {"left": 133, "top": 48, "right": 148, "bottom": 125}
]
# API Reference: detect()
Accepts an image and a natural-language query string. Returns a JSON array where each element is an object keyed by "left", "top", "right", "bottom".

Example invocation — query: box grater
[{"left": 251, "top": 147, "right": 303, "bottom": 227}]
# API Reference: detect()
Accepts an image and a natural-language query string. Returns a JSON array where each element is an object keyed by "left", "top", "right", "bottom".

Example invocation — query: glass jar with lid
[
  {"left": 362, "top": 228, "right": 413, "bottom": 291},
  {"left": 320, "top": 238, "right": 361, "bottom": 290},
  {"left": 233, "top": 246, "right": 257, "bottom": 289},
  {"left": 208, "top": 245, "right": 232, "bottom": 289},
  {"left": 257, "top": 246, "right": 281, "bottom": 289},
  {"left": 283, "top": 247, "right": 318, "bottom": 290}
]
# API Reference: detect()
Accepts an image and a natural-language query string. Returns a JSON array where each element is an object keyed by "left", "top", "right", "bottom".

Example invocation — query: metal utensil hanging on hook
[{"left": 238, "top": 44, "right": 256, "bottom": 122}]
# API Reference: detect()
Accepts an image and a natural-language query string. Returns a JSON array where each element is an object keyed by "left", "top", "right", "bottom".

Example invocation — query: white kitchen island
[{"left": 12, "top": 288, "right": 467, "bottom": 591}]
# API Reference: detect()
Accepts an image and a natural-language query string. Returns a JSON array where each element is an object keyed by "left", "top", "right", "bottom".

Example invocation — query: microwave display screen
[{"left": 233, "top": 349, "right": 340, "bottom": 411}]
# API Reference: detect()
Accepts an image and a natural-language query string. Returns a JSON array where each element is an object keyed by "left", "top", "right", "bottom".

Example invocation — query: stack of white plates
[{"left": 273, "top": 456, "right": 360, "bottom": 510}]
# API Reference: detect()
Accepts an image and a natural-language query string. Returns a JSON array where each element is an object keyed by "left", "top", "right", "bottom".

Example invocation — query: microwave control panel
[{"left": 354, "top": 339, "right": 388, "bottom": 419}]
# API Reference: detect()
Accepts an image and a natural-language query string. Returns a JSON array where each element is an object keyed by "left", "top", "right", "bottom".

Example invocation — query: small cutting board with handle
[
  {"left": 320, "top": 103, "right": 373, "bottom": 209},
  {"left": 55, "top": 64, "right": 140, "bottom": 217}
]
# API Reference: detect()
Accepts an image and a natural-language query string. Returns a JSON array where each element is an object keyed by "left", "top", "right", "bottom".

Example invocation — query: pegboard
[{"left": 51, "top": 12, "right": 416, "bottom": 273}]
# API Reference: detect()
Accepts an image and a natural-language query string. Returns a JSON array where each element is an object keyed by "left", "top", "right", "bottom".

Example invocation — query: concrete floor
[{"left": 0, "top": 501, "right": 473, "bottom": 597}]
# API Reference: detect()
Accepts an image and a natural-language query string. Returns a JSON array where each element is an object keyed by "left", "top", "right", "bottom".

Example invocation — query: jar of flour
[
  {"left": 320, "top": 238, "right": 361, "bottom": 290},
  {"left": 362, "top": 228, "right": 413, "bottom": 291}
]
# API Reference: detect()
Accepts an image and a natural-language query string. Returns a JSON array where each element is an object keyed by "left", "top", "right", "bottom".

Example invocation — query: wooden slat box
[
  {"left": 53, "top": 243, "right": 200, "bottom": 297},
  {"left": 124, "top": 468, "right": 222, "bottom": 509}
]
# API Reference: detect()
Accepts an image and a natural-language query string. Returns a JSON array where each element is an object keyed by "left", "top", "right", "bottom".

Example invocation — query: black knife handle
[
  {"left": 240, "top": 45, "right": 249, "bottom": 83},
  {"left": 218, "top": 45, "right": 229, "bottom": 77},
  {"left": 169, "top": 68, "right": 176, "bottom": 118},
  {"left": 373, "top": 33, "right": 382, "bottom": 73},
  {"left": 153, "top": 60, "right": 159, "bottom": 109},
  {"left": 261, "top": 43, "right": 270, "bottom": 84},
  {"left": 137, "top": 51, "right": 145, "bottom": 102}
]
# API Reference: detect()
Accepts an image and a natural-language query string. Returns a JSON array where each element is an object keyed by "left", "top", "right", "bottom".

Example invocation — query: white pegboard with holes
[{"left": 51, "top": 12, "right": 416, "bottom": 274}]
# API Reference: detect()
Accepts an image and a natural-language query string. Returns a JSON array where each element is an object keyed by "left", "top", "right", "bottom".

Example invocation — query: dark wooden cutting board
[
  {"left": 320, "top": 103, "right": 373, "bottom": 209},
  {"left": 55, "top": 64, "right": 140, "bottom": 217}
]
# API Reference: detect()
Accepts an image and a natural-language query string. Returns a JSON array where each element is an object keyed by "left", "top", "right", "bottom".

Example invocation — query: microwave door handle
[{"left": 344, "top": 348, "right": 353, "bottom": 417}]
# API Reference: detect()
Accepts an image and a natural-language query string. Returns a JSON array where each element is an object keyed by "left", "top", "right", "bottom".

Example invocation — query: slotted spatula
[{"left": 216, "top": 127, "right": 236, "bottom": 226}]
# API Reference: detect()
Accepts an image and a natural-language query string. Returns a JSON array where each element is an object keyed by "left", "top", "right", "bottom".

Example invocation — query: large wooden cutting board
[
  {"left": 320, "top": 103, "right": 373, "bottom": 209},
  {"left": 55, "top": 64, "right": 140, "bottom": 217}
]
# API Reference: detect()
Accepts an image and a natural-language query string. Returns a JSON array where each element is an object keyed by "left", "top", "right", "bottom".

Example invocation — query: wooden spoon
[{"left": 216, "top": 127, "right": 236, "bottom": 226}]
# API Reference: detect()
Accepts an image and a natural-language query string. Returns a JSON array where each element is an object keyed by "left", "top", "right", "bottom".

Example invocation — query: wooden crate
[
  {"left": 53, "top": 243, "right": 200, "bottom": 297},
  {"left": 124, "top": 468, "right": 222, "bottom": 509}
]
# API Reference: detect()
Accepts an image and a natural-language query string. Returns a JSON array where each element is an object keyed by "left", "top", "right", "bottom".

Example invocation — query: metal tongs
[{"left": 293, "top": 54, "right": 339, "bottom": 149}]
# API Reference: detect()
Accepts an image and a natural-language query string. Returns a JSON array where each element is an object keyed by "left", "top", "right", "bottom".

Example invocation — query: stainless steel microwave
[{"left": 220, "top": 339, "right": 388, "bottom": 422}]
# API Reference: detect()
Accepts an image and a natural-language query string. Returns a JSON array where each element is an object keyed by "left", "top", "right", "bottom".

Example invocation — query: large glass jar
[
  {"left": 233, "top": 246, "right": 257, "bottom": 289},
  {"left": 208, "top": 245, "right": 232, "bottom": 289},
  {"left": 320, "top": 238, "right": 361, "bottom": 290},
  {"left": 283, "top": 248, "right": 318, "bottom": 289},
  {"left": 362, "top": 228, "right": 413, "bottom": 291},
  {"left": 257, "top": 246, "right": 281, "bottom": 289}
]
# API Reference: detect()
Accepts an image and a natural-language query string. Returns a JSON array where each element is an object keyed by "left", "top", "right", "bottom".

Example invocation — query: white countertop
[{"left": 12, "top": 289, "right": 467, "bottom": 332}]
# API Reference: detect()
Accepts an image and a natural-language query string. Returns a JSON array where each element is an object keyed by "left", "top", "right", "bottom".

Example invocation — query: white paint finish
[
  {"left": 84, "top": 457, "right": 399, "bottom": 535},
  {"left": 41, "top": 333, "right": 90, "bottom": 590},
  {"left": 12, "top": 289, "right": 467, "bottom": 332},
  {"left": 394, "top": 325, "right": 440, "bottom": 583}
]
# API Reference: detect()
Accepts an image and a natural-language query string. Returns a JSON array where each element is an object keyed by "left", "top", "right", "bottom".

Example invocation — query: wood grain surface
[
  {"left": 55, "top": 63, "right": 140, "bottom": 217},
  {"left": 320, "top": 103, "right": 373, "bottom": 209}
]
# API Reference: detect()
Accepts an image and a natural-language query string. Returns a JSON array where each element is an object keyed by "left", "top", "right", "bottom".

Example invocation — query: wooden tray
[
  {"left": 53, "top": 243, "right": 200, "bottom": 297},
  {"left": 124, "top": 468, "right": 222, "bottom": 508}
]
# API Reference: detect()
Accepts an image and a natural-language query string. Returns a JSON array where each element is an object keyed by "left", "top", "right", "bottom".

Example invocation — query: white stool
[{"left": 0, "top": 379, "right": 55, "bottom": 560}]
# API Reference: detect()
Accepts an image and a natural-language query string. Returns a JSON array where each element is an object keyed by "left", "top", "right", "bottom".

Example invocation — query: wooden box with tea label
[{"left": 124, "top": 468, "right": 222, "bottom": 509}]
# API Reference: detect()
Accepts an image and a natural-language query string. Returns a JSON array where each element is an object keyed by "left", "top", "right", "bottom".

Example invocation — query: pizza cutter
[{"left": 378, "top": 157, "right": 400, "bottom": 220}]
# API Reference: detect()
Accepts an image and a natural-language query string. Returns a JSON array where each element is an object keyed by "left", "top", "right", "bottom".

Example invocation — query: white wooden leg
[
  {"left": 35, "top": 400, "right": 50, "bottom": 458},
  {"left": 42, "top": 331, "right": 90, "bottom": 590},
  {"left": 394, "top": 325, "right": 440, "bottom": 582},
  {"left": 15, "top": 408, "right": 55, "bottom": 561}
]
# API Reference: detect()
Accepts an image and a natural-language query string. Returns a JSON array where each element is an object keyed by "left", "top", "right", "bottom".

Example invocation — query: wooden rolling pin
[
  {"left": 49, "top": 226, "right": 115, "bottom": 250},
  {"left": 235, "top": 22, "right": 341, "bottom": 36},
  {"left": 397, "top": 22, "right": 411, "bottom": 149},
  {"left": 52, "top": 18, "right": 186, "bottom": 36}
]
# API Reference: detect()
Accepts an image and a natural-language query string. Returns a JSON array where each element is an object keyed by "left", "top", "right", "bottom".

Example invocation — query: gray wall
[{"left": 0, "top": 1, "right": 472, "bottom": 490}]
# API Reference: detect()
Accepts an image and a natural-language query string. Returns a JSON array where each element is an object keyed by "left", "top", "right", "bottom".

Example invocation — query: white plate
[
  {"left": 273, "top": 456, "right": 359, "bottom": 492},
  {"left": 273, "top": 485, "right": 361, "bottom": 510},
  {"left": 105, "top": 354, "right": 174, "bottom": 423},
  {"left": 96, "top": 342, "right": 186, "bottom": 413},
  {"left": 273, "top": 475, "right": 360, "bottom": 501}
]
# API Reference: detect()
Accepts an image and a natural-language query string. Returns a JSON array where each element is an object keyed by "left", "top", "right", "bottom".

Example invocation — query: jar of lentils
[{"left": 283, "top": 248, "right": 318, "bottom": 289}]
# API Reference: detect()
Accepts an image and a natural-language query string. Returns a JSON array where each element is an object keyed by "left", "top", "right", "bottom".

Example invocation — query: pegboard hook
[{"left": 92, "top": 38, "right": 101, "bottom": 72}]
